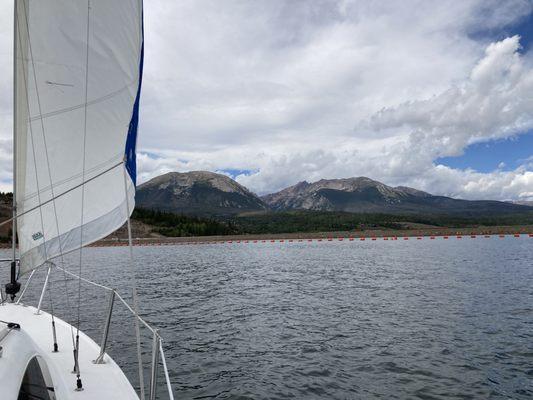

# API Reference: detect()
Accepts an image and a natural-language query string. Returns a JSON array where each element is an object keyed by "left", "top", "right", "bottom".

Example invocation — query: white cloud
[
  {"left": 418, "top": 166, "right": 533, "bottom": 201},
  {"left": 370, "top": 35, "right": 533, "bottom": 157},
  {"left": 1, "top": 0, "right": 532, "bottom": 200}
]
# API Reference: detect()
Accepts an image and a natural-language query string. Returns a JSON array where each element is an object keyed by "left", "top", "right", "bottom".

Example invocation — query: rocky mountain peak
[
  {"left": 140, "top": 171, "right": 251, "bottom": 195},
  {"left": 136, "top": 171, "right": 267, "bottom": 216}
]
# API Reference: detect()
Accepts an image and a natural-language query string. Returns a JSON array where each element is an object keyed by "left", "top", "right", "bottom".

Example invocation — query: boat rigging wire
[
  {"left": 15, "top": 6, "right": 53, "bottom": 357},
  {"left": 18, "top": 0, "right": 50, "bottom": 278},
  {"left": 0, "top": 161, "right": 124, "bottom": 231},
  {"left": 123, "top": 161, "right": 146, "bottom": 400},
  {"left": 19, "top": 0, "right": 72, "bottom": 354},
  {"left": 72, "top": 0, "right": 92, "bottom": 391}
]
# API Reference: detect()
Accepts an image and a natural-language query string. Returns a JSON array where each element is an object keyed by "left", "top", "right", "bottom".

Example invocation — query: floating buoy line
[{"left": 86, "top": 233, "right": 533, "bottom": 247}]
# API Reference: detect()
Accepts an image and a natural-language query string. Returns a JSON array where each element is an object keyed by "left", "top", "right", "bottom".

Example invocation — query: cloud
[
  {"left": 361, "top": 34, "right": 533, "bottom": 199},
  {"left": 0, "top": 2, "right": 12, "bottom": 193},
  {"left": 418, "top": 165, "right": 533, "bottom": 201},
  {"left": 370, "top": 35, "right": 533, "bottom": 158},
  {"left": 136, "top": 28, "right": 533, "bottom": 200},
  {"left": 1, "top": 1, "right": 532, "bottom": 201}
]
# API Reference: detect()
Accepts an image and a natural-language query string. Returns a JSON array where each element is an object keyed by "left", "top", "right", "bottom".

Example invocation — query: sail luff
[{"left": 125, "top": 0, "right": 144, "bottom": 186}]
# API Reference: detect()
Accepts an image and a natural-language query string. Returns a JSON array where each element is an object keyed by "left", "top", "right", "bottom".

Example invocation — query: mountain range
[{"left": 136, "top": 171, "right": 532, "bottom": 217}]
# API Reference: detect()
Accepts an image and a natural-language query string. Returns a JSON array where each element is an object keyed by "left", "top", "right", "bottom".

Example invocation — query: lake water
[{"left": 1, "top": 237, "right": 532, "bottom": 399}]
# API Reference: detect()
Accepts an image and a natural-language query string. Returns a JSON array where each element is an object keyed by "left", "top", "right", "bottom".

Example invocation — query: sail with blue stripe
[{"left": 14, "top": 0, "right": 144, "bottom": 273}]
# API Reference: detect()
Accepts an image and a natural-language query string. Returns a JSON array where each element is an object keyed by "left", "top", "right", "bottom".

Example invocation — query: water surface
[{"left": 2, "top": 237, "right": 532, "bottom": 399}]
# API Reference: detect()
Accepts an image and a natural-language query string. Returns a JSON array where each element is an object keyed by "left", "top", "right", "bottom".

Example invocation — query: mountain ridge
[
  {"left": 136, "top": 171, "right": 269, "bottom": 216},
  {"left": 136, "top": 171, "right": 532, "bottom": 217},
  {"left": 261, "top": 176, "right": 531, "bottom": 215}
]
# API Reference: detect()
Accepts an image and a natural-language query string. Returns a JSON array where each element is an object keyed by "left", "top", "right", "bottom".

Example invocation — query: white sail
[{"left": 14, "top": 0, "right": 143, "bottom": 274}]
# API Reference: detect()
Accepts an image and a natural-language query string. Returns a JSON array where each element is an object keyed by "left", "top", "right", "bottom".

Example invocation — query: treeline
[
  {"left": 232, "top": 211, "right": 405, "bottom": 234},
  {"left": 233, "top": 211, "right": 533, "bottom": 234},
  {"left": 0, "top": 192, "right": 13, "bottom": 243},
  {"left": 0, "top": 192, "right": 12, "bottom": 215},
  {"left": 132, "top": 208, "right": 533, "bottom": 237},
  {"left": 0, "top": 229, "right": 12, "bottom": 244},
  {"left": 132, "top": 208, "right": 238, "bottom": 237}
]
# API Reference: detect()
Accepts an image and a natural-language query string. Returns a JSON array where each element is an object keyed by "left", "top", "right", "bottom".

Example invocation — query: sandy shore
[
  {"left": 93, "top": 225, "right": 533, "bottom": 247},
  {"left": 1, "top": 225, "right": 531, "bottom": 249}
]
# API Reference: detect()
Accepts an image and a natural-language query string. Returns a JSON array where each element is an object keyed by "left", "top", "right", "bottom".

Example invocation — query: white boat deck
[{"left": 0, "top": 302, "right": 139, "bottom": 399}]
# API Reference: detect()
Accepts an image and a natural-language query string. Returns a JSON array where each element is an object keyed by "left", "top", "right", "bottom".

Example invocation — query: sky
[{"left": 1, "top": 0, "right": 533, "bottom": 201}]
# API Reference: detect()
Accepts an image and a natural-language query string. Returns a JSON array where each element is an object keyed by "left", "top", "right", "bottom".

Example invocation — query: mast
[
  {"left": 12, "top": 0, "right": 17, "bottom": 264},
  {"left": 7, "top": 0, "right": 20, "bottom": 301}
]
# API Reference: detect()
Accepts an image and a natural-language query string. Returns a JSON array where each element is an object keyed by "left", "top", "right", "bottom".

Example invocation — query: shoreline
[
  {"left": 85, "top": 225, "right": 533, "bottom": 247},
  {"left": 1, "top": 225, "right": 531, "bottom": 249}
]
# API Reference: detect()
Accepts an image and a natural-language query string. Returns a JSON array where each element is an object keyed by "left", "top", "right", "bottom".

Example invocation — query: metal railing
[{"left": 16, "top": 262, "right": 175, "bottom": 400}]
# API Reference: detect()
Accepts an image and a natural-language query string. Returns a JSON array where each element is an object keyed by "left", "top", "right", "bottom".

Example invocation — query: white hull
[{"left": 0, "top": 302, "right": 139, "bottom": 399}]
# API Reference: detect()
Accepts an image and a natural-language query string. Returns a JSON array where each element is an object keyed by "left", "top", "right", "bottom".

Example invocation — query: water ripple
[{"left": 2, "top": 238, "right": 531, "bottom": 399}]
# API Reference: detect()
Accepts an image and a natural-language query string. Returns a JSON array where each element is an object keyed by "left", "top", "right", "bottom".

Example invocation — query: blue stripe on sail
[{"left": 125, "top": 7, "right": 144, "bottom": 186}]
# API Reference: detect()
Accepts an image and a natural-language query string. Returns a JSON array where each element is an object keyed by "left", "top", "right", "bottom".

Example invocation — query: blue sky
[
  {"left": 437, "top": 11, "right": 533, "bottom": 174},
  {"left": 469, "top": 6, "right": 533, "bottom": 52},
  {"left": 437, "top": 132, "right": 533, "bottom": 172},
  {"left": 218, "top": 169, "right": 256, "bottom": 179},
  {"left": 510, "top": 10, "right": 533, "bottom": 51}
]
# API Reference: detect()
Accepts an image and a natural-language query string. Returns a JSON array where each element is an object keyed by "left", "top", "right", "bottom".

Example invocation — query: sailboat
[{"left": 0, "top": 1, "right": 173, "bottom": 398}]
